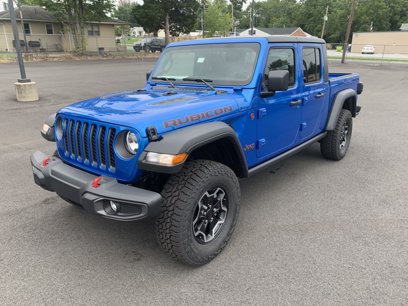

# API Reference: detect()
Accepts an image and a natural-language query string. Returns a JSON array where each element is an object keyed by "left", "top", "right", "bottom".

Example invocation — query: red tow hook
[
  {"left": 42, "top": 156, "right": 51, "bottom": 167},
  {"left": 92, "top": 177, "right": 103, "bottom": 188}
]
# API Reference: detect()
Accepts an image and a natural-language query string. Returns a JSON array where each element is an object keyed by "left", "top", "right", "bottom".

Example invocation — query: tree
[
  {"left": 354, "top": 0, "right": 390, "bottom": 32},
  {"left": 255, "top": 0, "right": 299, "bottom": 28},
  {"left": 113, "top": 0, "right": 138, "bottom": 27},
  {"left": 230, "top": 0, "right": 246, "bottom": 29},
  {"left": 22, "top": 0, "right": 114, "bottom": 51},
  {"left": 133, "top": 0, "right": 199, "bottom": 44},
  {"left": 293, "top": 0, "right": 355, "bottom": 42},
  {"left": 322, "top": 1, "right": 352, "bottom": 42},
  {"left": 205, "top": 0, "right": 232, "bottom": 37},
  {"left": 386, "top": 0, "right": 408, "bottom": 31}
]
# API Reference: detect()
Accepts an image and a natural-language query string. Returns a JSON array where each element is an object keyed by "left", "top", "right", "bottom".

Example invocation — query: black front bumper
[{"left": 31, "top": 151, "right": 162, "bottom": 221}]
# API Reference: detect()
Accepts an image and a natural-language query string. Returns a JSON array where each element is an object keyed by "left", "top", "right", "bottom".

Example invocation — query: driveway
[{"left": 1, "top": 59, "right": 407, "bottom": 305}]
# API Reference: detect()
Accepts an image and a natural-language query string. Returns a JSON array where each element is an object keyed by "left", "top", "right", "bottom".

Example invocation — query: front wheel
[
  {"left": 155, "top": 160, "right": 241, "bottom": 266},
  {"left": 321, "top": 109, "right": 353, "bottom": 160}
]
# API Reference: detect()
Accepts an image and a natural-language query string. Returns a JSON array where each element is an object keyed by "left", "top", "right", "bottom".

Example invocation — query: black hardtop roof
[{"left": 266, "top": 36, "right": 326, "bottom": 44}]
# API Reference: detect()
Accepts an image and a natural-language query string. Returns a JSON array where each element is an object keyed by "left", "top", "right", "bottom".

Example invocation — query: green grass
[
  {"left": 0, "top": 53, "right": 17, "bottom": 63},
  {"left": 125, "top": 37, "right": 141, "bottom": 45}
]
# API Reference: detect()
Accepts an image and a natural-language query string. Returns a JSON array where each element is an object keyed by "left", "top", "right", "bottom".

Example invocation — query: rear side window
[
  {"left": 302, "top": 48, "right": 321, "bottom": 84},
  {"left": 264, "top": 48, "right": 296, "bottom": 86}
]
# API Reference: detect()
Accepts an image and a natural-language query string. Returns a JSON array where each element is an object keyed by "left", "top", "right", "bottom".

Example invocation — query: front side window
[
  {"left": 302, "top": 47, "right": 321, "bottom": 84},
  {"left": 264, "top": 48, "right": 296, "bottom": 87},
  {"left": 23, "top": 23, "right": 30, "bottom": 35},
  {"left": 87, "top": 24, "right": 100, "bottom": 36},
  {"left": 151, "top": 43, "right": 260, "bottom": 86},
  {"left": 45, "top": 23, "right": 53, "bottom": 34}
]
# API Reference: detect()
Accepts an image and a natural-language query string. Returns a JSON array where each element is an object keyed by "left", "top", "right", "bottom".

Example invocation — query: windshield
[{"left": 151, "top": 43, "right": 260, "bottom": 86}]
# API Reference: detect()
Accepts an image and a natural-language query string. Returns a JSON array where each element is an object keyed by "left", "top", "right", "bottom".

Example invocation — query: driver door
[{"left": 256, "top": 45, "right": 302, "bottom": 159}]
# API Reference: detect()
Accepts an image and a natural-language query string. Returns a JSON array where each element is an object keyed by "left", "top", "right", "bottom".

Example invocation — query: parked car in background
[
  {"left": 133, "top": 37, "right": 152, "bottom": 52},
  {"left": 147, "top": 38, "right": 165, "bottom": 52},
  {"left": 361, "top": 45, "right": 375, "bottom": 54}
]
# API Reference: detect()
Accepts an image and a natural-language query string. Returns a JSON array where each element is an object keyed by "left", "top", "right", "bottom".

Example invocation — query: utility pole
[
  {"left": 250, "top": 0, "right": 254, "bottom": 36},
  {"left": 321, "top": 6, "right": 329, "bottom": 39},
  {"left": 231, "top": 1, "right": 234, "bottom": 34},
  {"left": 341, "top": 0, "right": 356, "bottom": 64},
  {"left": 8, "top": 0, "right": 38, "bottom": 101},
  {"left": 201, "top": 0, "right": 206, "bottom": 38}
]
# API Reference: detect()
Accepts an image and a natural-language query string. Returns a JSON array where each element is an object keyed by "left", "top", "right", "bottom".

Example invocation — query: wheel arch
[
  {"left": 326, "top": 89, "right": 357, "bottom": 131},
  {"left": 138, "top": 122, "right": 248, "bottom": 178}
]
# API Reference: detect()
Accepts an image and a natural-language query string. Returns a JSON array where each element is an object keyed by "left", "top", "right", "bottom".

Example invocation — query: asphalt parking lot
[{"left": 1, "top": 59, "right": 407, "bottom": 305}]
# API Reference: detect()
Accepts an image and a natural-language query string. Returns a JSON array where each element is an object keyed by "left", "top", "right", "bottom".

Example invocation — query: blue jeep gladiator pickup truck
[{"left": 32, "top": 36, "right": 363, "bottom": 266}]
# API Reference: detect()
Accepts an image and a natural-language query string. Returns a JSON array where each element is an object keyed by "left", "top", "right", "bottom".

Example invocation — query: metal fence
[
  {"left": 2, "top": 33, "right": 408, "bottom": 64},
  {"left": 326, "top": 43, "right": 408, "bottom": 63},
  {"left": 0, "top": 33, "right": 122, "bottom": 53}
]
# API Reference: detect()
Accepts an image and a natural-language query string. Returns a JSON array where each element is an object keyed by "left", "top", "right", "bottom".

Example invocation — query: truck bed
[{"left": 328, "top": 72, "right": 360, "bottom": 112}]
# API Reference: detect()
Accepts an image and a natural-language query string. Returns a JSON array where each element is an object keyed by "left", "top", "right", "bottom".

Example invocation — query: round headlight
[
  {"left": 125, "top": 131, "right": 139, "bottom": 155},
  {"left": 55, "top": 117, "right": 63, "bottom": 140}
]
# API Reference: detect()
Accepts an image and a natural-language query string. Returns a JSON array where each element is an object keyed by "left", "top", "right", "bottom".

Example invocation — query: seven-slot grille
[{"left": 61, "top": 118, "right": 116, "bottom": 171}]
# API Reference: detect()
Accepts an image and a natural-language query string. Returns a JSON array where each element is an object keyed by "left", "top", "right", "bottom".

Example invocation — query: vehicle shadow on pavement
[{"left": 15, "top": 145, "right": 324, "bottom": 271}]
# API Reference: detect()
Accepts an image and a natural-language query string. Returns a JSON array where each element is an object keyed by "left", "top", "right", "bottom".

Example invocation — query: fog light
[{"left": 109, "top": 201, "right": 120, "bottom": 213}]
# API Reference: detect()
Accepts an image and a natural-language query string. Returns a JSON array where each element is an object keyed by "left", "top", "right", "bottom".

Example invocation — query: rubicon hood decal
[{"left": 164, "top": 106, "right": 233, "bottom": 128}]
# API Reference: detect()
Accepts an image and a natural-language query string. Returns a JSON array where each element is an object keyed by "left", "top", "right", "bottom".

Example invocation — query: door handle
[
  {"left": 290, "top": 99, "right": 302, "bottom": 107},
  {"left": 315, "top": 92, "right": 325, "bottom": 98}
]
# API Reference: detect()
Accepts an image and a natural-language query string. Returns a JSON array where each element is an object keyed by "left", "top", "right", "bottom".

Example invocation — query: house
[
  {"left": 351, "top": 31, "right": 408, "bottom": 54},
  {"left": 0, "top": 0, "right": 8, "bottom": 12},
  {"left": 131, "top": 26, "right": 145, "bottom": 37},
  {"left": 400, "top": 24, "right": 408, "bottom": 31},
  {"left": 0, "top": 5, "right": 128, "bottom": 52},
  {"left": 237, "top": 27, "right": 310, "bottom": 37}
]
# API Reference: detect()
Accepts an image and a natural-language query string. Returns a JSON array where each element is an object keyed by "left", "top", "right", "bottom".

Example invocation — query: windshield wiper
[
  {"left": 182, "top": 77, "right": 216, "bottom": 92},
  {"left": 151, "top": 76, "right": 176, "bottom": 88}
]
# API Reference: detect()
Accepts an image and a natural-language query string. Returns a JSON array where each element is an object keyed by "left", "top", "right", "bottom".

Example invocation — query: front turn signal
[{"left": 145, "top": 152, "right": 188, "bottom": 166}]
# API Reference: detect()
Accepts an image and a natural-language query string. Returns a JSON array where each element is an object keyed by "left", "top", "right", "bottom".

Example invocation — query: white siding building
[
  {"left": 0, "top": 0, "right": 8, "bottom": 12},
  {"left": 237, "top": 27, "right": 310, "bottom": 38}
]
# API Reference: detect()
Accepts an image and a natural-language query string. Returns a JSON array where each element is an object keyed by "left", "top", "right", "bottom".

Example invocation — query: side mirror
[
  {"left": 146, "top": 71, "right": 151, "bottom": 81},
  {"left": 266, "top": 70, "right": 289, "bottom": 92}
]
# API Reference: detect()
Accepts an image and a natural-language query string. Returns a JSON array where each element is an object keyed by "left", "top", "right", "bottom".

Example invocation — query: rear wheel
[
  {"left": 321, "top": 109, "right": 353, "bottom": 160},
  {"left": 155, "top": 160, "right": 240, "bottom": 266}
]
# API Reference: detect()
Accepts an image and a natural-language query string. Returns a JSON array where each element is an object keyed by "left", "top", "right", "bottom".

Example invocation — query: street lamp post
[
  {"left": 8, "top": 0, "right": 39, "bottom": 101},
  {"left": 18, "top": 2, "right": 30, "bottom": 53},
  {"left": 8, "top": 0, "right": 28, "bottom": 82}
]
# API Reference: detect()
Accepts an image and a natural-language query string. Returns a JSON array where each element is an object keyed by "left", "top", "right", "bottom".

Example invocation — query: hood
[{"left": 58, "top": 88, "right": 242, "bottom": 137}]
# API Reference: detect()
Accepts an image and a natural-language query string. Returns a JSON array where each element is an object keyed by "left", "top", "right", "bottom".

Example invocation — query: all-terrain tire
[
  {"left": 321, "top": 109, "right": 353, "bottom": 160},
  {"left": 155, "top": 160, "right": 241, "bottom": 266}
]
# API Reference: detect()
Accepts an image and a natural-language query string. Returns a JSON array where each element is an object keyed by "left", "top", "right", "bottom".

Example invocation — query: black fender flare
[
  {"left": 326, "top": 89, "right": 356, "bottom": 131},
  {"left": 138, "top": 122, "right": 248, "bottom": 176}
]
